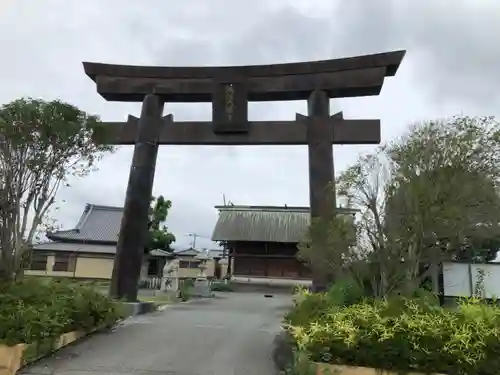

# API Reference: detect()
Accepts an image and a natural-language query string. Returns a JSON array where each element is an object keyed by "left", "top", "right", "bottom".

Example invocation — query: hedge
[
  {"left": 0, "top": 279, "right": 121, "bottom": 346},
  {"left": 210, "top": 281, "right": 234, "bottom": 292},
  {"left": 286, "top": 287, "right": 500, "bottom": 375}
]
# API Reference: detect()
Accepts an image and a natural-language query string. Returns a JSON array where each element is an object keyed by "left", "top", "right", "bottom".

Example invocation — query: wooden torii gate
[{"left": 83, "top": 50, "right": 405, "bottom": 301}]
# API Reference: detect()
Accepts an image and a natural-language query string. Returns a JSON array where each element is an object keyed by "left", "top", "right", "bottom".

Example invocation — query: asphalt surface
[{"left": 20, "top": 292, "right": 292, "bottom": 375}]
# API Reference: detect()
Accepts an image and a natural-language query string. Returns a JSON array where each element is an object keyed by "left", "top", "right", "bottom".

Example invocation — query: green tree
[
  {"left": 0, "top": 98, "right": 114, "bottom": 282},
  {"left": 298, "top": 215, "right": 358, "bottom": 288},
  {"left": 337, "top": 115, "right": 500, "bottom": 297},
  {"left": 336, "top": 151, "right": 402, "bottom": 297},
  {"left": 146, "top": 195, "right": 175, "bottom": 253},
  {"left": 387, "top": 116, "right": 500, "bottom": 293}
]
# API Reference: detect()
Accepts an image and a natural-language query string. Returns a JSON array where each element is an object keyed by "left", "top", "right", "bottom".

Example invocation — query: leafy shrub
[
  {"left": 288, "top": 296, "right": 500, "bottom": 375},
  {"left": 178, "top": 278, "right": 194, "bottom": 301},
  {"left": 286, "top": 290, "right": 331, "bottom": 327},
  {"left": 210, "top": 281, "right": 234, "bottom": 292},
  {"left": 0, "top": 279, "right": 121, "bottom": 346},
  {"left": 286, "top": 279, "right": 365, "bottom": 327},
  {"left": 325, "top": 277, "right": 365, "bottom": 307}
]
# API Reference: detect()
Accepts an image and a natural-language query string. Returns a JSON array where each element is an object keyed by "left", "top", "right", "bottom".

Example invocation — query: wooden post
[
  {"left": 109, "top": 94, "right": 164, "bottom": 302},
  {"left": 306, "top": 90, "right": 335, "bottom": 293}
]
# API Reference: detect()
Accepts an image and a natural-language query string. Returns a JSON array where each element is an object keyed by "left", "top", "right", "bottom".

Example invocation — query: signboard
[{"left": 212, "top": 81, "right": 249, "bottom": 134}]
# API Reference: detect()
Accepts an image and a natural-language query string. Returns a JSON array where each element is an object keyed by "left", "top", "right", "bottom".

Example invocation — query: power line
[{"left": 187, "top": 232, "right": 213, "bottom": 247}]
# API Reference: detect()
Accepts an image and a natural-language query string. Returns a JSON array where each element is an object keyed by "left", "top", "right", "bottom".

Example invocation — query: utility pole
[{"left": 188, "top": 233, "right": 198, "bottom": 248}]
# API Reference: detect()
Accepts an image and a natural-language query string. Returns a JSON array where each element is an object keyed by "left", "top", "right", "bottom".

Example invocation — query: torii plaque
[{"left": 83, "top": 50, "right": 405, "bottom": 301}]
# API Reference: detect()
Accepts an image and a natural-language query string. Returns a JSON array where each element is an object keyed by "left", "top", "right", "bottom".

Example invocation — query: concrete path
[{"left": 20, "top": 292, "right": 292, "bottom": 375}]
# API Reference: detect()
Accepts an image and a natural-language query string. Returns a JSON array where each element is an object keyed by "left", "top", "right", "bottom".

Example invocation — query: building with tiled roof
[
  {"left": 26, "top": 204, "right": 176, "bottom": 280},
  {"left": 47, "top": 204, "right": 123, "bottom": 244},
  {"left": 211, "top": 205, "right": 357, "bottom": 287}
]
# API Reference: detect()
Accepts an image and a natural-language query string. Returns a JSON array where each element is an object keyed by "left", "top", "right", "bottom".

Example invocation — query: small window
[
  {"left": 52, "top": 253, "right": 76, "bottom": 272},
  {"left": 179, "top": 260, "right": 199, "bottom": 269},
  {"left": 29, "top": 253, "right": 48, "bottom": 271}
]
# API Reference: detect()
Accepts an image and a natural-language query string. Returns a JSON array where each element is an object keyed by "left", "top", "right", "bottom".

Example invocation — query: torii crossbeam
[
  {"left": 83, "top": 49, "right": 405, "bottom": 300},
  {"left": 100, "top": 114, "right": 380, "bottom": 145}
]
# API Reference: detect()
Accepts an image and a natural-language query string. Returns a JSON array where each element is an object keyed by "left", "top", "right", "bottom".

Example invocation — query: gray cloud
[
  {"left": 334, "top": 0, "right": 500, "bottom": 111},
  {"left": 1, "top": 0, "right": 499, "bottom": 249}
]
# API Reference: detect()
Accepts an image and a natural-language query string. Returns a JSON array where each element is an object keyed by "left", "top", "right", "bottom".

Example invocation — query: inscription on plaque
[
  {"left": 225, "top": 84, "right": 235, "bottom": 122},
  {"left": 212, "top": 80, "right": 249, "bottom": 134}
]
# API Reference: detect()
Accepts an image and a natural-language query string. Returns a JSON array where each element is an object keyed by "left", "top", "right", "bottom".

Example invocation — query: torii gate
[{"left": 83, "top": 50, "right": 405, "bottom": 301}]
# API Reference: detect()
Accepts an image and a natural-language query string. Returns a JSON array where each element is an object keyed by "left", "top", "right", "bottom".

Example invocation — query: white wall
[
  {"left": 443, "top": 261, "right": 500, "bottom": 298},
  {"left": 232, "top": 276, "right": 312, "bottom": 287}
]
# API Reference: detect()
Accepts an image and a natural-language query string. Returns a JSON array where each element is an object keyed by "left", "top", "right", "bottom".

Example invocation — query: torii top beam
[{"left": 83, "top": 50, "right": 405, "bottom": 103}]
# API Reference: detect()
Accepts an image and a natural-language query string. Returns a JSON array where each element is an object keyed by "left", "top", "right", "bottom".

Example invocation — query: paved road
[{"left": 20, "top": 292, "right": 292, "bottom": 375}]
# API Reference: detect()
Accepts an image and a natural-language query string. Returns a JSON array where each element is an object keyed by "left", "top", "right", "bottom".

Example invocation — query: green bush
[
  {"left": 210, "top": 281, "right": 234, "bottom": 292},
  {"left": 286, "top": 279, "right": 365, "bottom": 327},
  {"left": 178, "top": 278, "right": 194, "bottom": 301},
  {"left": 325, "top": 277, "right": 365, "bottom": 307},
  {"left": 286, "top": 290, "right": 331, "bottom": 327},
  {"left": 0, "top": 279, "right": 121, "bottom": 346},
  {"left": 288, "top": 296, "right": 500, "bottom": 375}
]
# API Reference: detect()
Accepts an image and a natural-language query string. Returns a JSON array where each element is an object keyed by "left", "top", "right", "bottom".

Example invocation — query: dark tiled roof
[
  {"left": 47, "top": 204, "right": 123, "bottom": 243},
  {"left": 211, "top": 205, "right": 357, "bottom": 243}
]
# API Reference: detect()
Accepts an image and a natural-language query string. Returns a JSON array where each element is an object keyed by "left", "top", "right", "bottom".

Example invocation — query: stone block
[
  {"left": 192, "top": 278, "right": 212, "bottom": 298},
  {"left": 114, "top": 301, "right": 156, "bottom": 317}
]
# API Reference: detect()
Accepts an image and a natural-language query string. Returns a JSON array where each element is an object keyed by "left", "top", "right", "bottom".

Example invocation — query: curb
[
  {"left": 113, "top": 301, "right": 156, "bottom": 318},
  {"left": 156, "top": 304, "right": 170, "bottom": 312},
  {"left": 157, "top": 297, "right": 195, "bottom": 309},
  {"left": 12, "top": 301, "right": 177, "bottom": 374},
  {"left": 272, "top": 330, "right": 294, "bottom": 372},
  {"left": 12, "top": 325, "right": 110, "bottom": 375},
  {"left": 128, "top": 298, "right": 194, "bottom": 314}
]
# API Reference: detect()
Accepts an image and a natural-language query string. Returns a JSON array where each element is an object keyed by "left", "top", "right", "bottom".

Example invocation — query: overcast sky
[{"left": 1, "top": 0, "right": 499, "bottom": 250}]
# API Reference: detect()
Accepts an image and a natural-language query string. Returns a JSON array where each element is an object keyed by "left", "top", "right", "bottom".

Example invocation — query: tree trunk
[
  {"left": 0, "top": 263, "right": 15, "bottom": 283},
  {"left": 430, "top": 262, "right": 440, "bottom": 294}
]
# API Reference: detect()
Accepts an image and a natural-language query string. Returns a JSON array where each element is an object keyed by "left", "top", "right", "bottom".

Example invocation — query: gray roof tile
[
  {"left": 211, "top": 205, "right": 357, "bottom": 243},
  {"left": 174, "top": 247, "right": 200, "bottom": 257},
  {"left": 48, "top": 204, "right": 123, "bottom": 243}
]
